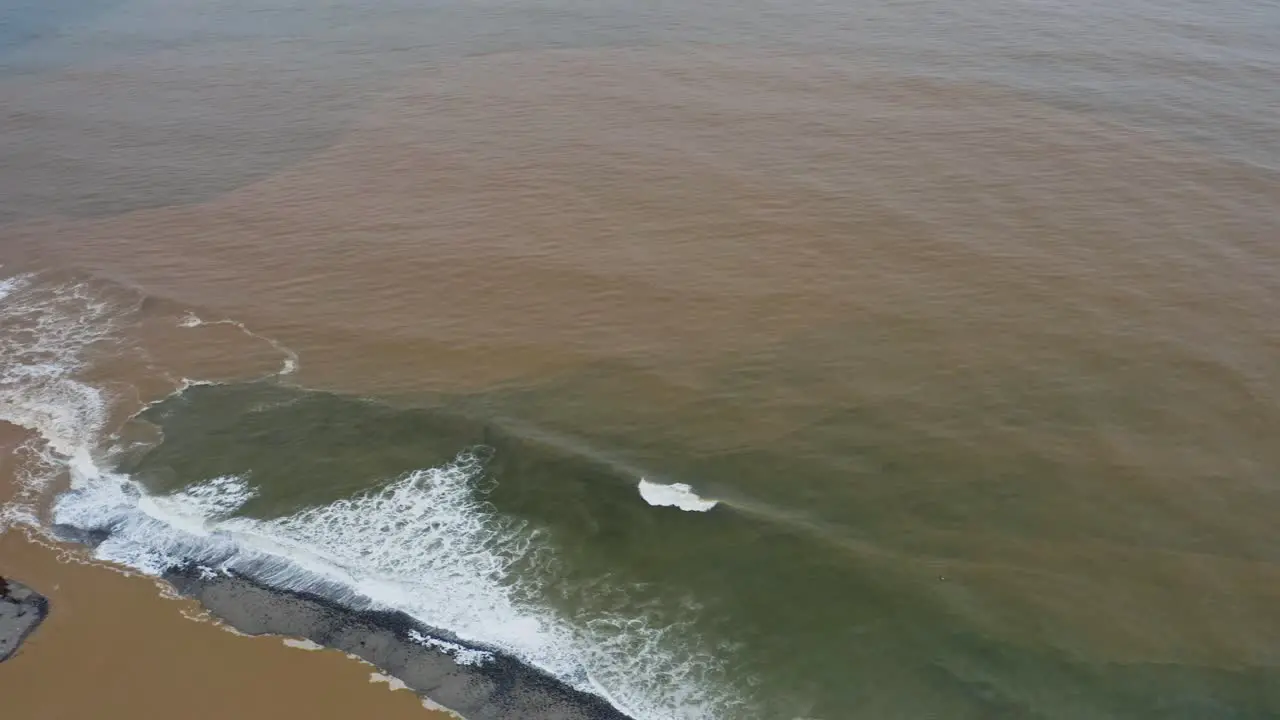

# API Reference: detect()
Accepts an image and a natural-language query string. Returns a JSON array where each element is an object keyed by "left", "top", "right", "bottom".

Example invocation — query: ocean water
[{"left": 3, "top": 0, "right": 1280, "bottom": 718}]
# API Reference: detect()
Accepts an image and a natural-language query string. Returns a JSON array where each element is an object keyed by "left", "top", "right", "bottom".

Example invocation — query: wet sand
[{"left": 0, "top": 529, "right": 452, "bottom": 720}]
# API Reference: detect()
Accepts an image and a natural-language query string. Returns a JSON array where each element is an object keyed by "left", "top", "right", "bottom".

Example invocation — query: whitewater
[{"left": 0, "top": 271, "right": 746, "bottom": 720}]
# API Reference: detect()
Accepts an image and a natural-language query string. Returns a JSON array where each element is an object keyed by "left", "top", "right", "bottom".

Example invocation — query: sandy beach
[{"left": 0, "top": 525, "right": 450, "bottom": 720}]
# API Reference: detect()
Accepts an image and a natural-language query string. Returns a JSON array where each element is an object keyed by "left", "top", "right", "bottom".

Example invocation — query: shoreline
[
  {"left": 0, "top": 518, "right": 636, "bottom": 720},
  {"left": 162, "top": 563, "right": 633, "bottom": 720},
  {"left": 0, "top": 527, "right": 450, "bottom": 720}
]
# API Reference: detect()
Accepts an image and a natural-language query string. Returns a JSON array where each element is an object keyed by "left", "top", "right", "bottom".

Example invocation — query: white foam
[
  {"left": 0, "top": 274, "right": 26, "bottom": 302},
  {"left": 0, "top": 273, "right": 120, "bottom": 531},
  {"left": 179, "top": 312, "right": 298, "bottom": 376},
  {"left": 0, "top": 272, "right": 747, "bottom": 720},
  {"left": 638, "top": 479, "right": 718, "bottom": 512},
  {"left": 0, "top": 277, "right": 114, "bottom": 455},
  {"left": 407, "top": 629, "right": 494, "bottom": 666},
  {"left": 140, "top": 475, "right": 257, "bottom": 536}
]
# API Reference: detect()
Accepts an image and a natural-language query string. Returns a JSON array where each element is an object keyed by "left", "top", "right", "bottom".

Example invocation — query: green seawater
[{"left": 118, "top": 365, "right": 1280, "bottom": 719}]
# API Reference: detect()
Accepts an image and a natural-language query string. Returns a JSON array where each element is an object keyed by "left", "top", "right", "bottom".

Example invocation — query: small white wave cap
[{"left": 637, "top": 479, "right": 717, "bottom": 512}]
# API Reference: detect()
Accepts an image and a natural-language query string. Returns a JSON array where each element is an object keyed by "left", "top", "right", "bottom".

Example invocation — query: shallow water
[{"left": 3, "top": 0, "right": 1280, "bottom": 717}]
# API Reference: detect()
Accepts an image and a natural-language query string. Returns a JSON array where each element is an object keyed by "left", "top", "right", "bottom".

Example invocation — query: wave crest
[{"left": 638, "top": 478, "right": 718, "bottom": 512}]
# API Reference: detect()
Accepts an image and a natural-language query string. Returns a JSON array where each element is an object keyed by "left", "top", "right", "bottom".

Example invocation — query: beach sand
[{"left": 0, "top": 526, "right": 451, "bottom": 720}]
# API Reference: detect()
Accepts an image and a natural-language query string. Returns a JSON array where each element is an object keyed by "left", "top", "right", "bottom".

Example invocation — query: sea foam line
[{"left": 180, "top": 312, "right": 299, "bottom": 376}]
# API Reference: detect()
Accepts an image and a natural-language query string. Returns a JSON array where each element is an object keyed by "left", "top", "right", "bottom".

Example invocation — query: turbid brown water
[{"left": 2, "top": 1, "right": 1279, "bottom": 718}]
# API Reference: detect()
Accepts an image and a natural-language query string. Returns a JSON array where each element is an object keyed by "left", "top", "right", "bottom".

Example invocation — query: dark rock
[
  {"left": 164, "top": 566, "right": 632, "bottom": 720},
  {"left": 0, "top": 576, "right": 49, "bottom": 662}
]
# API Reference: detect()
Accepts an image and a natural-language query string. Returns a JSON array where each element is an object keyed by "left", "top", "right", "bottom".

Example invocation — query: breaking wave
[
  {"left": 0, "top": 270, "right": 746, "bottom": 720},
  {"left": 638, "top": 478, "right": 718, "bottom": 512}
]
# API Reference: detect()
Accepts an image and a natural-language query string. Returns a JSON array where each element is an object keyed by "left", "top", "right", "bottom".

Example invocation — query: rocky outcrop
[{"left": 0, "top": 576, "right": 49, "bottom": 662}]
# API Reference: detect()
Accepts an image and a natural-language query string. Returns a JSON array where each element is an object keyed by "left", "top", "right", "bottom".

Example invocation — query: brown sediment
[{"left": 4, "top": 48, "right": 1278, "bottom": 406}]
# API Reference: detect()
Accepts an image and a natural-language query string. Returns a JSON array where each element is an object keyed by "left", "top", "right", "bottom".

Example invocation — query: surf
[{"left": 0, "top": 270, "right": 747, "bottom": 720}]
